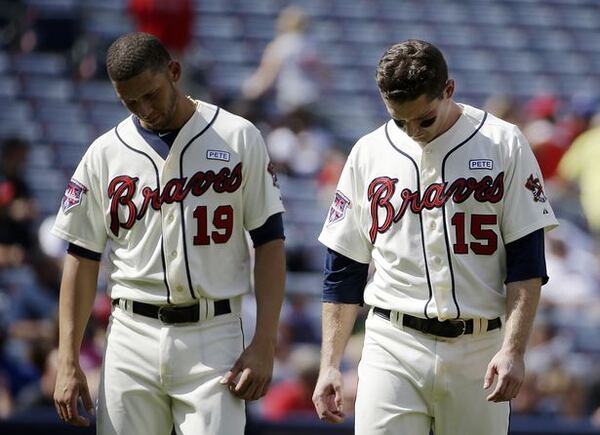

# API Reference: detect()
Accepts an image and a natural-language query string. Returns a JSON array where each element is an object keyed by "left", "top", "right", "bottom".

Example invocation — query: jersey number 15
[{"left": 451, "top": 212, "right": 498, "bottom": 255}]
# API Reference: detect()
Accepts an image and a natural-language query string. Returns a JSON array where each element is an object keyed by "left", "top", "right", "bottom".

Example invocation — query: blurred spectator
[
  {"left": 262, "top": 344, "right": 320, "bottom": 421},
  {"left": 11, "top": 341, "right": 56, "bottom": 417},
  {"left": 279, "top": 293, "right": 319, "bottom": 346},
  {"left": 0, "top": 329, "right": 38, "bottom": 409},
  {"left": 128, "top": 0, "right": 193, "bottom": 59},
  {"left": 525, "top": 95, "right": 560, "bottom": 123},
  {"left": 266, "top": 109, "right": 332, "bottom": 178},
  {"left": 128, "top": 0, "right": 203, "bottom": 95},
  {"left": 242, "top": 6, "right": 326, "bottom": 115},
  {"left": 0, "top": 375, "right": 10, "bottom": 418},
  {"left": 0, "top": 0, "right": 26, "bottom": 51},
  {"left": 0, "top": 137, "right": 36, "bottom": 259},
  {"left": 541, "top": 222, "right": 600, "bottom": 308},
  {"left": 511, "top": 373, "right": 544, "bottom": 416},
  {"left": 524, "top": 118, "right": 564, "bottom": 181},
  {"left": 20, "top": 2, "right": 82, "bottom": 52},
  {"left": 558, "top": 125, "right": 600, "bottom": 235},
  {"left": 484, "top": 95, "right": 522, "bottom": 126}
]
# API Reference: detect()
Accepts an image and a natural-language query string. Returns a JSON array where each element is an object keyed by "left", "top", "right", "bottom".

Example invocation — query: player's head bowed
[
  {"left": 106, "top": 32, "right": 171, "bottom": 82},
  {"left": 105, "top": 32, "right": 192, "bottom": 132},
  {"left": 376, "top": 39, "right": 448, "bottom": 103},
  {"left": 375, "top": 40, "right": 461, "bottom": 145}
]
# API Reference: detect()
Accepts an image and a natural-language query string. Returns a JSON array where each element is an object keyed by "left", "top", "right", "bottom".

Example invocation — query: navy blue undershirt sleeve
[
  {"left": 323, "top": 248, "right": 369, "bottom": 305},
  {"left": 67, "top": 243, "right": 102, "bottom": 261},
  {"left": 249, "top": 213, "right": 285, "bottom": 247},
  {"left": 505, "top": 228, "right": 548, "bottom": 285}
]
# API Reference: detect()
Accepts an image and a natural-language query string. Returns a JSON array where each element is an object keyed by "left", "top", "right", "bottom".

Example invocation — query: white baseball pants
[
  {"left": 355, "top": 309, "right": 509, "bottom": 435},
  {"left": 96, "top": 305, "right": 246, "bottom": 435}
]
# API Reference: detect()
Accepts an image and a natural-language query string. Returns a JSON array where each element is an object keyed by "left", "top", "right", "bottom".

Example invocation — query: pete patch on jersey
[
  {"left": 327, "top": 190, "right": 351, "bottom": 225},
  {"left": 62, "top": 178, "right": 88, "bottom": 213}
]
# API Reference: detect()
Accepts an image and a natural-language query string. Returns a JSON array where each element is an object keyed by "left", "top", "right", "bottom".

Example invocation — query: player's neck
[
  {"left": 425, "top": 101, "right": 463, "bottom": 146},
  {"left": 170, "top": 94, "right": 198, "bottom": 130}
]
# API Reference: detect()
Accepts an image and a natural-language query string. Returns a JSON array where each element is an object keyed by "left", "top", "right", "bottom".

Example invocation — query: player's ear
[
  {"left": 167, "top": 60, "right": 182, "bottom": 83},
  {"left": 444, "top": 79, "right": 455, "bottom": 99}
]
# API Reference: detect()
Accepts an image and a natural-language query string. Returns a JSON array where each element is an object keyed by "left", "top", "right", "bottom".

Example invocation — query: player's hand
[
  {"left": 312, "top": 366, "right": 345, "bottom": 423},
  {"left": 484, "top": 348, "right": 525, "bottom": 402},
  {"left": 220, "top": 340, "right": 274, "bottom": 401},
  {"left": 53, "top": 360, "right": 94, "bottom": 426}
]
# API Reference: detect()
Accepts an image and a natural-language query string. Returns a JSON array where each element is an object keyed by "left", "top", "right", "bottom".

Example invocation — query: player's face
[
  {"left": 382, "top": 80, "right": 456, "bottom": 145},
  {"left": 112, "top": 62, "right": 180, "bottom": 131}
]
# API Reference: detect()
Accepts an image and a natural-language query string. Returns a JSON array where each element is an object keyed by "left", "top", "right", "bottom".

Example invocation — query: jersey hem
[
  {"left": 318, "top": 235, "right": 371, "bottom": 264},
  {"left": 245, "top": 205, "right": 286, "bottom": 231},
  {"left": 50, "top": 227, "right": 106, "bottom": 254},
  {"left": 503, "top": 220, "right": 558, "bottom": 244}
]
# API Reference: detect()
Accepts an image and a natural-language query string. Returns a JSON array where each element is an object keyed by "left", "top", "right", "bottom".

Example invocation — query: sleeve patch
[
  {"left": 62, "top": 178, "right": 88, "bottom": 213},
  {"left": 267, "top": 162, "right": 280, "bottom": 188},
  {"left": 525, "top": 174, "right": 547, "bottom": 203},
  {"left": 327, "top": 190, "right": 351, "bottom": 225}
]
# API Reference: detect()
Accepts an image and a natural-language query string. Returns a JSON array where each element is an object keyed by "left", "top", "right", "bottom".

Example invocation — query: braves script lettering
[
  {"left": 367, "top": 172, "right": 504, "bottom": 243},
  {"left": 108, "top": 163, "right": 242, "bottom": 236}
]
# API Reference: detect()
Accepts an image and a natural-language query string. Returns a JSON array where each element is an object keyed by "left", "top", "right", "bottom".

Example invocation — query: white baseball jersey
[
  {"left": 319, "top": 104, "right": 558, "bottom": 320},
  {"left": 52, "top": 100, "right": 284, "bottom": 304}
]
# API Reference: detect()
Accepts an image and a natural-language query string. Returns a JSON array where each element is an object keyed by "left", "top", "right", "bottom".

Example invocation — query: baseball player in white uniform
[
  {"left": 312, "top": 40, "right": 558, "bottom": 434},
  {"left": 51, "top": 33, "right": 286, "bottom": 435}
]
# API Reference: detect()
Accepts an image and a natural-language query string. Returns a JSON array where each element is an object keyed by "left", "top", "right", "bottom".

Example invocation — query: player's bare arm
[
  {"left": 313, "top": 302, "right": 359, "bottom": 424},
  {"left": 484, "top": 277, "right": 542, "bottom": 402},
  {"left": 54, "top": 254, "right": 99, "bottom": 426},
  {"left": 221, "top": 239, "right": 285, "bottom": 401}
]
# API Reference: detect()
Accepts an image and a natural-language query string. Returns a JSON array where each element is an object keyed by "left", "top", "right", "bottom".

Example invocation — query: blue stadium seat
[
  {"left": 195, "top": 0, "right": 234, "bottom": 14},
  {"left": 194, "top": 13, "right": 242, "bottom": 39},
  {"left": 0, "top": 99, "right": 33, "bottom": 123},
  {"left": 77, "top": 80, "right": 119, "bottom": 103},
  {"left": 45, "top": 121, "right": 94, "bottom": 146},
  {"left": 22, "top": 77, "right": 74, "bottom": 101},
  {"left": 311, "top": 20, "right": 343, "bottom": 43},
  {"left": 27, "top": 143, "right": 55, "bottom": 169},
  {"left": 231, "top": 0, "right": 279, "bottom": 15},
  {"left": 35, "top": 101, "right": 85, "bottom": 124},
  {"left": 87, "top": 102, "right": 129, "bottom": 130},
  {"left": 12, "top": 52, "right": 67, "bottom": 77},
  {"left": 332, "top": 1, "right": 378, "bottom": 19},
  {"left": 0, "top": 76, "right": 22, "bottom": 98}
]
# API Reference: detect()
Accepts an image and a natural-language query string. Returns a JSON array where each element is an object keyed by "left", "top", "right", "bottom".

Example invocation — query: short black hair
[
  {"left": 375, "top": 40, "right": 448, "bottom": 103},
  {"left": 106, "top": 32, "right": 171, "bottom": 82}
]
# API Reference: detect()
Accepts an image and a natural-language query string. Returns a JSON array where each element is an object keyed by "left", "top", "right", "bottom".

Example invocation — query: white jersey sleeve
[
  {"left": 501, "top": 127, "right": 558, "bottom": 243},
  {"left": 318, "top": 147, "right": 372, "bottom": 264},
  {"left": 52, "top": 143, "right": 107, "bottom": 253},
  {"left": 241, "top": 126, "right": 285, "bottom": 231}
]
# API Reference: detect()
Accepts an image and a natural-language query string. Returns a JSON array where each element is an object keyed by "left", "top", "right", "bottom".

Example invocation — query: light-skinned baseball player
[
  {"left": 312, "top": 39, "right": 558, "bottom": 434},
  {"left": 52, "top": 32, "right": 286, "bottom": 435}
]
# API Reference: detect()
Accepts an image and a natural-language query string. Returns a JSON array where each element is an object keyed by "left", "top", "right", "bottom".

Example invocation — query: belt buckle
[
  {"left": 157, "top": 306, "right": 171, "bottom": 324},
  {"left": 453, "top": 319, "right": 467, "bottom": 337}
]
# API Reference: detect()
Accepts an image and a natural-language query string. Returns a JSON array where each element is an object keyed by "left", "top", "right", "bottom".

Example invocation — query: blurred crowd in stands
[{"left": 0, "top": 0, "right": 600, "bottom": 429}]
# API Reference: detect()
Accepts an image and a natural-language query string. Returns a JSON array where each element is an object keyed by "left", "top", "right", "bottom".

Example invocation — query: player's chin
[
  {"left": 412, "top": 135, "right": 429, "bottom": 144},
  {"left": 143, "top": 116, "right": 165, "bottom": 130}
]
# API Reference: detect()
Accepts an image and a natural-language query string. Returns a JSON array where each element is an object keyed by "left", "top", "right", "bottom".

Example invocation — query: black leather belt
[
  {"left": 112, "top": 298, "right": 231, "bottom": 324},
  {"left": 373, "top": 307, "right": 501, "bottom": 338}
]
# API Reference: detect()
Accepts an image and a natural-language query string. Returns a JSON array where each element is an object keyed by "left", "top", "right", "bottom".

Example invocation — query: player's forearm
[
  {"left": 501, "top": 278, "right": 541, "bottom": 356},
  {"left": 57, "top": 254, "right": 100, "bottom": 364},
  {"left": 320, "top": 302, "right": 360, "bottom": 369},
  {"left": 252, "top": 239, "right": 286, "bottom": 347}
]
